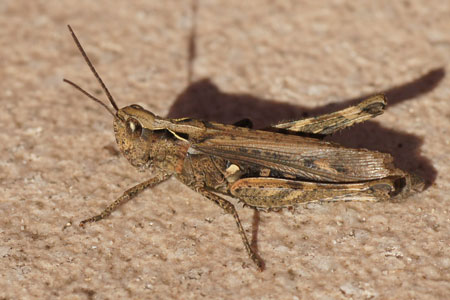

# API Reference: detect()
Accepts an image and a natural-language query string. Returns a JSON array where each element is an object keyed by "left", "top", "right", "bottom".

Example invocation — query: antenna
[
  {"left": 63, "top": 78, "right": 116, "bottom": 117},
  {"left": 64, "top": 25, "right": 119, "bottom": 112}
]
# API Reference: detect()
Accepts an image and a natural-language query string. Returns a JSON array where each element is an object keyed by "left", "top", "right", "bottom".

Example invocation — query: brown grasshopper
[{"left": 64, "top": 25, "right": 424, "bottom": 270}]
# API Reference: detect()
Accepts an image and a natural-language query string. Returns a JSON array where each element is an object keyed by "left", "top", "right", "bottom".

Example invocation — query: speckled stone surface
[{"left": 1, "top": 1, "right": 449, "bottom": 299}]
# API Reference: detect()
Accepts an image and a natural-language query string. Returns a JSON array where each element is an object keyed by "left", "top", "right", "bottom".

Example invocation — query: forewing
[{"left": 191, "top": 127, "right": 397, "bottom": 183}]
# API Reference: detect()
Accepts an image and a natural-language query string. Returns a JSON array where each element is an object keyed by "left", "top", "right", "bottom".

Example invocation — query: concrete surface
[{"left": 1, "top": 0, "right": 449, "bottom": 299}]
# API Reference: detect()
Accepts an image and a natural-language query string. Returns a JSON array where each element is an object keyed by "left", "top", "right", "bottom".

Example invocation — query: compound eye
[
  {"left": 127, "top": 118, "right": 142, "bottom": 137},
  {"left": 130, "top": 104, "right": 143, "bottom": 109}
]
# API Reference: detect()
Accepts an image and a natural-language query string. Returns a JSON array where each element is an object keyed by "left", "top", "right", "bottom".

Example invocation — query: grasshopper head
[
  {"left": 63, "top": 26, "right": 168, "bottom": 170},
  {"left": 113, "top": 105, "right": 163, "bottom": 169}
]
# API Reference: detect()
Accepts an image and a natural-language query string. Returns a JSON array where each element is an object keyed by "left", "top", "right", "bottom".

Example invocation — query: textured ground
[{"left": 1, "top": 1, "right": 449, "bottom": 299}]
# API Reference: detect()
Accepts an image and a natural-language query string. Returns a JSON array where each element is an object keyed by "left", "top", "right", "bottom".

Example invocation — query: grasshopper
[{"left": 64, "top": 25, "right": 424, "bottom": 270}]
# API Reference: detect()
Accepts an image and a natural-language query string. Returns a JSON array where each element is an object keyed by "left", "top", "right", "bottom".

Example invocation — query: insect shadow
[
  {"left": 168, "top": 68, "right": 443, "bottom": 187},
  {"left": 167, "top": 68, "right": 443, "bottom": 265}
]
